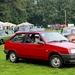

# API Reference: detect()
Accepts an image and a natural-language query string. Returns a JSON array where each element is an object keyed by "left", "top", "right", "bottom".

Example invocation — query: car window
[
  {"left": 62, "top": 28, "right": 72, "bottom": 34},
  {"left": 7, "top": 30, "right": 14, "bottom": 34},
  {"left": 10, "top": 34, "right": 25, "bottom": 43},
  {"left": 0, "top": 30, "right": 3, "bottom": 36},
  {"left": 41, "top": 32, "right": 68, "bottom": 42},
  {"left": 63, "top": 29, "right": 69, "bottom": 33},
  {"left": 33, "top": 34, "right": 43, "bottom": 44},
  {"left": 72, "top": 29, "right": 75, "bottom": 34},
  {"left": 25, "top": 34, "right": 33, "bottom": 43},
  {"left": 0, "top": 30, "right": 8, "bottom": 36},
  {"left": 25, "top": 33, "right": 43, "bottom": 44}
]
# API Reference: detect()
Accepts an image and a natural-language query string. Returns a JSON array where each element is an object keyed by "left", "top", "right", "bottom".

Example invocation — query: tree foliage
[{"left": 0, "top": 0, "right": 75, "bottom": 27}]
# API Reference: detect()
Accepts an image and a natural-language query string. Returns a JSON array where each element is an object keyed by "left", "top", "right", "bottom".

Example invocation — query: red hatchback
[{"left": 4, "top": 31, "right": 75, "bottom": 68}]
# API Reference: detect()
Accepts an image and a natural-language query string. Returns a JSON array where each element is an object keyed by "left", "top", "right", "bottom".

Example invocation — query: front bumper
[{"left": 61, "top": 54, "right": 75, "bottom": 63}]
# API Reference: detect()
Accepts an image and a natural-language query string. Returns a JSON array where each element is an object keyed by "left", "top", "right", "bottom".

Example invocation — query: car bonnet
[{"left": 49, "top": 42, "right": 75, "bottom": 49}]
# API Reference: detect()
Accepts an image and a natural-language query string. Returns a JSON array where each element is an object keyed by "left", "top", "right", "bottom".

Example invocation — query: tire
[
  {"left": 49, "top": 54, "right": 64, "bottom": 68},
  {"left": 9, "top": 51, "right": 18, "bottom": 63}
]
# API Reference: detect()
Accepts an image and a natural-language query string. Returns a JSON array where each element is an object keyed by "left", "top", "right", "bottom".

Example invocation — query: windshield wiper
[
  {"left": 59, "top": 40, "right": 68, "bottom": 42},
  {"left": 48, "top": 40, "right": 68, "bottom": 43},
  {"left": 48, "top": 40, "right": 59, "bottom": 43}
]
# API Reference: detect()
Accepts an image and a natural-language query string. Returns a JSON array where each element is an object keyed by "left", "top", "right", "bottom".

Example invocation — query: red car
[{"left": 4, "top": 31, "right": 75, "bottom": 68}]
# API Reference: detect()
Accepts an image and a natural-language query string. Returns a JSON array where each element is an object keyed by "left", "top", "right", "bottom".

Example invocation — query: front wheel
[
  {"left": 49, "top": 54, "right": 64, "bottom": 68},
  {"left": 9, "top": 51, "right": 18, "bottom": 63}
]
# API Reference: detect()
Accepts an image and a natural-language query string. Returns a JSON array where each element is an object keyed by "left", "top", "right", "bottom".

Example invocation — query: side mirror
[{"left": 38, "top": 41, "right": 44, "bottom": 45}]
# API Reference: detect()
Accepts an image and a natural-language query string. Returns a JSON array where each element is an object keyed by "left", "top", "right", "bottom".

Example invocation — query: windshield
[
  {"left": 41, "top": 32, "right": 68, "bottom": 42},
  {"left": 62, "top": 28, "right": 71, "bottom": 33}
]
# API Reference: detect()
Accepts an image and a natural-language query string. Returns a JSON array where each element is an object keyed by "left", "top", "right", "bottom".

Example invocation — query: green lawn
[
  {"left": 0, "top": 45, "right": 75, "bottom": 75},
  {"left": 45, "top": 28, "right": 61, "bottom": 32}
]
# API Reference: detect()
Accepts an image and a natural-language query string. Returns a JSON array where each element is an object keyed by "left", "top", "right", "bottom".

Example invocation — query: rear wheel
[
  {"left": 9, "top": 51, "right": 18, "bottom": 63},
  {"left": 49, "top": 54, "right": 64, "bottom": 68}
]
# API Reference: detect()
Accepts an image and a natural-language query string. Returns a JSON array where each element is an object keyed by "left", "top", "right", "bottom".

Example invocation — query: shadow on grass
[
  {"left": 64, "top": 63, "right": 75, "bottom": 68},
  {"left": 19, "top": 59, "right": 49, "bottom": 67},
  {"left": 19, "top": 59, "right": 75, "bottom": 69},
  {"left": 18, "top": 59, "right": 75, "bottom": 68}
]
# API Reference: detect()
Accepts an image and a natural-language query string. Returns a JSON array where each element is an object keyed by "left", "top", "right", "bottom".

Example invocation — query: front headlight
[{"left": 70, "top": 49, "right": 75, "bottom": 54}]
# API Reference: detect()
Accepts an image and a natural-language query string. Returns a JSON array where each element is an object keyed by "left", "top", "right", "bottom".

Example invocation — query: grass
[
  {"left": 0, "top": 45, "right": 75, "bottom": 75},
  {"left": 45, "top": 28, "right": 62, "bottom": 32}
]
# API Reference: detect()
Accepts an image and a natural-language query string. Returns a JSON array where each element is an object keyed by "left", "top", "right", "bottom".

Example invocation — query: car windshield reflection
[{"left": 41, "top": 32, "right": 68, "bottom": 42}]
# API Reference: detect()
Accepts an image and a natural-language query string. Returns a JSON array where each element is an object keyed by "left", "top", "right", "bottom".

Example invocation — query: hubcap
[
  {"left": 51, "top": 57, "right": 60, "bottom": 67},
  {"left": 10, "top": 53, "right": 16, "bottom": 62}
]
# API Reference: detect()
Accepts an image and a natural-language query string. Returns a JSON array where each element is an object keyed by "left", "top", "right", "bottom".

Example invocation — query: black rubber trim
[{"left": 61, "top": 54, "right": 75, "bottom": 63}]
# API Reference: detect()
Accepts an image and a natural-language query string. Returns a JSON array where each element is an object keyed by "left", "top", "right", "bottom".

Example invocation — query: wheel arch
[
  {"left": 8, "top": 50, "right": 18, "bottom": 57},
  {"left": 48, "top": 52, "right": 63, "bottom": 60}
]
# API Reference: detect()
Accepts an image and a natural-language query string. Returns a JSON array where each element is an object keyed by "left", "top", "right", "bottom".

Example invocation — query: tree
[{"left": 0, "top": 0, "right": 75, "bottom": 27}]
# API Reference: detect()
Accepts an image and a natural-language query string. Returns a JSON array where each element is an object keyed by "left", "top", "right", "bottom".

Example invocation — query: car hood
[{"left": 48, "top": 42, "right": 75, "bottom": 49}]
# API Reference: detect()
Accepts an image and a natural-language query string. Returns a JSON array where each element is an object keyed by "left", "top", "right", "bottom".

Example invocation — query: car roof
[
  {"left": 15, "top": 31, "right": 58, "bottom": 34},
  {"left": 16, "top": 31, "right": 42, "bottom": 34}
]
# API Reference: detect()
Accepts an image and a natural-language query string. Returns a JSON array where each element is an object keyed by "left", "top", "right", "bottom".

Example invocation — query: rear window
[{"left": 10, "top": 34, "right": 25, "bottom": 43}]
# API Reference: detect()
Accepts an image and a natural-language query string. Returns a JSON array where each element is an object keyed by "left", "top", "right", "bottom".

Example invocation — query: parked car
[
  {"left": 0, "top": 30, "right": 14, "bottom": 45},
  {"left": 14, "top": 25, "right": 45, "bottom": 32},
  {"left": 4, "top": 31, "right": 75, "bottom": 68},
  {"left": 61, "top": 27, "right": 75, "bottom": 42}
]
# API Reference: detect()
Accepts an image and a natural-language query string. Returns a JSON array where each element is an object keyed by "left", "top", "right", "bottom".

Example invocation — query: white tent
[
  {"left": 17, "top": 22, "right": 33, "bottom": 26},
  {"left": 0, "top": 21, "right": 6, "bottom": 26},
  {"left": 5, "top": 22, "right": 16, "bottom": 26},
  {"left": 0, "top": 21, "right": 6, "bottom": 30}
]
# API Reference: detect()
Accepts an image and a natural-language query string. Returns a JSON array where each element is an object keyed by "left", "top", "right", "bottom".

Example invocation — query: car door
[
  {"left": 9, "top": 33, "right": 27, "bottom": 57},
  {"left": 23, "top": 33, "right": 46, "bottom": 60}
]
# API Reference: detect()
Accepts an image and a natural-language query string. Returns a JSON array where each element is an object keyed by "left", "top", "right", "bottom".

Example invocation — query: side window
[
  {"left": 10, "top": 34, "right": 25, "bottom": 43},
  {"left": 8, "top": 30, "right": 14, "bottom": 35},
  {"left": 26, "top": 34, "right": 34, "bottom": 43},
  {"left": 62, "top": 29, "right": 67, "bottom": 33},
  {"left": 25, "top": 33, "right": 43, "bottom": 44},
  {"left": 33, "top": 34, "right": 43, "bottom": 44},
  {"left": 5, "top": 31, "right": 8, "bottom": 35}
]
